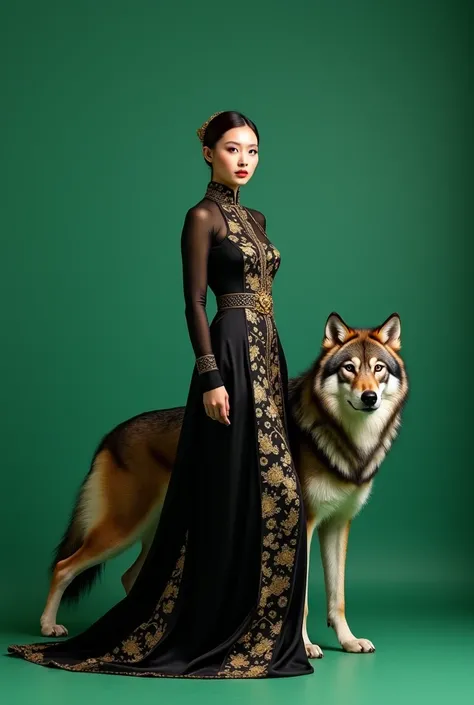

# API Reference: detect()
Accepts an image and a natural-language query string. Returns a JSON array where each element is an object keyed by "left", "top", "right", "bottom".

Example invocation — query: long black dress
[{"left": 7, "top": 180, "right": 314, "bottom": 679}]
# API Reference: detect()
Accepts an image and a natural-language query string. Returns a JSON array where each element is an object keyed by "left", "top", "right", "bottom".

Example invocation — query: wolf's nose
[{"left": 361, "top": 391, "right": 377, "bottom": 406}]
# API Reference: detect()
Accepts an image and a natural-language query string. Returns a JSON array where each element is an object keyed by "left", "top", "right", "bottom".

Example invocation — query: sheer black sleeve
[{"left": 180, "top": 205, "right": 224, "bottom": 393}]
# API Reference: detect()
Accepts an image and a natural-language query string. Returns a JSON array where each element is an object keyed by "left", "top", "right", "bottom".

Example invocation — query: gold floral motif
[
  {"left": 253, "top": 382, "right": 267, "bottom": 403},
  {"left": 268, "top": 574, "right": 291, "bottom": 597},
  {"left": 228, "top": 220, "right": 242, "bottom": 233},
  {"left": 259, "top": 432, "right": 278, "bottom": 455},
  {"left": 251, "top": 638, "right": 273, "bottom": 656},
  {"left": 230, "top": 654, "right": 250, "bottom": 669},
  {"left": 262, "top": 494, "right": 279, "bottom": 518},
  {"left": 271, "top": 621, "right": 283, "bottom": 636},
  {"left": 241, "top": 244, "right": 258, "bottom": 259},
  {"left": 123, "top": 638, "right": 141, "bottom": 657},
  {"left": 249, "top": 344, "right": 259, "bottom": 361},
  {"left": 264, "top": 464, "right": 286, "bottom": 486},
  {"left": 283, "top": 475, "right": 297, "bottom": 490},
  {"left": 247, "top": 274, "right": 260, "bottom": 291},
  {"left": 281, "top": 507, "right": 299, "bottom": 535},
  {"left": 246, "top": 665, "right": 267, "bottom": 678},
  {"left": 255, "top": 290, "right": 274, "bottom": 315},
  {"left": 265, "top": 400, "right": 279, "bottom": 419},
  {"left": 275, "top": 546, "right": 296, "bottom": 567},
  {"left": 246, "top": 309, "right": 258, "bottom": 324},
  {"left": 263, "top": 532, "right": 276, "bottom": 547}
]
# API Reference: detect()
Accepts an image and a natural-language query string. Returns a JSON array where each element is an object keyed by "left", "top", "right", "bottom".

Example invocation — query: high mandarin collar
[{"left": 204, "top": 180, "right": 241, "bottom": 206}]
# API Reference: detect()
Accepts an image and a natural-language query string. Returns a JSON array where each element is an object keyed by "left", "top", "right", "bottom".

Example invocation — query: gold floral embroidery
[
  {"left": 262, "top": 493, "right": 280, "bottom": 517},
  {"left": 99, "top": 537, "right": 187, "bottom": 664},
  {"left": 247, "top": 274, "right": 261, "bottom": 291},
  {"left": 230, "top": 654, "right": 250, "bottom": 669},
  {"left": 241, "top": 244, "right": 258, "bottom": 259},
  {"left": 203, "top": 185, "right": 301, "bottom": 679},
  {"left": 253, "top": 382, "right": 267, "bottom": 403},
  {"left": 263, "top": 464, "right": 286, "bottom": 485},
  {"left": 275, "top": 546, "right": 296, "bottom": 567},
  {"left": 228, "top": 220, "right": 242, "bottom": 233},
  {"left": 259, "top": 432, "right": 278, "bottom": 455}
]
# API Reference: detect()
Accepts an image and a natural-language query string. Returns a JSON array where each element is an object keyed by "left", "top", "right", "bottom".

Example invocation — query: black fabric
[
  {"left": 7, "top": 180, "right": 314, "bottom": 680},
  {"left": 181, "top": 204, "right": 225, "bottom": 392},
  {"left": 181, "top": 187, "right": 267, "bottom": 393}
]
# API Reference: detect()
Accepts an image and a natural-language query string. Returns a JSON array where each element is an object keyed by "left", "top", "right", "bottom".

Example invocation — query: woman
[{"left": 7, "top": 110, "right": 314, "bottom": 679}]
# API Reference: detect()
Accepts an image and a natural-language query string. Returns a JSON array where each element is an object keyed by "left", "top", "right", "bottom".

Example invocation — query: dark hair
[{"left": 201, "top": 111, "right": 260, "bottom": 173}]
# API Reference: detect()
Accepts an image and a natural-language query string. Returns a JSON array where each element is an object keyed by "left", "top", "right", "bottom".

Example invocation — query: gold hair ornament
[{"left": 196, "top": 111, "right": 225, "bottom": 143}]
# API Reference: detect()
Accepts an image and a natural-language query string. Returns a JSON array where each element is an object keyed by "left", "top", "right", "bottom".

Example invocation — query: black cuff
[{"left": 198, "top": 368, "right": 224, "bottom": 392}]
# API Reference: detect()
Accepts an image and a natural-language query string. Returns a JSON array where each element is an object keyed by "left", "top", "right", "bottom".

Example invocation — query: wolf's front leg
[
  {"left": 303, "top": 516, "right": 323, "bottom": 658},
  {"left": 318, "top": 517, "right": 375, "bottom": 654}
]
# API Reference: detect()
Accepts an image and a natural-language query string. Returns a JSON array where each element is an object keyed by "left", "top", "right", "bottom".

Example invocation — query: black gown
[{"left": 7, "top": 180, "right": 314, "bottom": 679}]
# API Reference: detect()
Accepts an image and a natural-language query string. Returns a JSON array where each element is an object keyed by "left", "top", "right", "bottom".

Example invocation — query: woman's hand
[{"left": 203, "top": 386, "right": 230, "bottom": 425}]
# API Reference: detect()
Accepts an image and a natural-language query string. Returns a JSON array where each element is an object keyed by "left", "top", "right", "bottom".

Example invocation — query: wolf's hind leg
[
  {"left": 40, "top": 520, "right": 139, "bottom": 637},
  {"left": 121, "top": 512, "right": 161, "bottom": 594}
]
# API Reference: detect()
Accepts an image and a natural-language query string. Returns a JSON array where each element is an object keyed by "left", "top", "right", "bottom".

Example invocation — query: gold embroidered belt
[{"left": 217, "top": 291, "right": 274, "bottom": 316}]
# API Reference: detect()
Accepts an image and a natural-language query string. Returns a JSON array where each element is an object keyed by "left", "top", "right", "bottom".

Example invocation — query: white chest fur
[{"left": 305, "top": 473, "right": 373, "bottom": 526}]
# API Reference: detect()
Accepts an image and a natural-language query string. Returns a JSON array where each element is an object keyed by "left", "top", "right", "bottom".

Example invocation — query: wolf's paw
[
  {"left": 305, "top": 641, "right": 324, "bottom": 658},
  {"left": 41, "top": 623, "right": 68, "bottom": 637},
  {"left": 341, "top": 637, "right": 375, "bottom": 653}
]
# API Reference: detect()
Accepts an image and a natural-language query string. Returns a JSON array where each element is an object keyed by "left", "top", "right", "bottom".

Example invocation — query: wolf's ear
[
  {"left": 323, "top": 312, "right": 353, "bottom": 348},
  {"left": 374, "top": 313, "right": 401, "bottom": 350}
]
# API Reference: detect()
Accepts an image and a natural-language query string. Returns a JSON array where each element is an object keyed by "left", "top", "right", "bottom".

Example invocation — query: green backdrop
[{"left": 1, "top": 0, "right": 472, "bottom": 669}]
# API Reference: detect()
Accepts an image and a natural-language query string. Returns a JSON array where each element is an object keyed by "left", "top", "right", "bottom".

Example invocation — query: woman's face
[{"left": 204, "top": 125, "right": 259, "bottom": 188}]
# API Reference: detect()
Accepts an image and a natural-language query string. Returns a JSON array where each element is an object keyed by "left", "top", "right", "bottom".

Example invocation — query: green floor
[{"left": 1, "top": 585, "right": 472, "bottom": 705}]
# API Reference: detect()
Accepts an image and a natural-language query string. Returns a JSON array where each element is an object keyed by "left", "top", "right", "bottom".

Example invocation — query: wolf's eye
[
  {"left": 374, "top": 364, "right": 384, "bottom": 372},
  {"left": 343, "top": 364, "right": 355, "bottom": 373}
]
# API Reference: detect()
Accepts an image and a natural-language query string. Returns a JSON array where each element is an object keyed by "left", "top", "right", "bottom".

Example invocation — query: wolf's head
[{"left": 314, "top": 312, "right": 408, "bottom": 442}]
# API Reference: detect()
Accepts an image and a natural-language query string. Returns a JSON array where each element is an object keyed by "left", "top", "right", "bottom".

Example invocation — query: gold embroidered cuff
[{"left": 196, "top": 354, "right": 218, "bottom": 375}]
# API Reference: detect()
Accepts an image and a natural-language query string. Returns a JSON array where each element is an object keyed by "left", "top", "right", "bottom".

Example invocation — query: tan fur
[{"left": 38, "top": 312, "right": 408, "bottom": 661}]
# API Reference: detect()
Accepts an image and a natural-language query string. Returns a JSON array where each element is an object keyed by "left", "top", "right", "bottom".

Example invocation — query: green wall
[{"left": 1, "top": 0, "right": 472, "bottom": 630}]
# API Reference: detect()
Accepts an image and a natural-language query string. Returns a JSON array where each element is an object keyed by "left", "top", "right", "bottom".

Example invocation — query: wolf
[{"left": 37, "top": 312, "right": 408, "bottom": 659}]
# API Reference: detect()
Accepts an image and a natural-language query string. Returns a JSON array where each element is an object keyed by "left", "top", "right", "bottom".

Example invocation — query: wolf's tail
[{"left": 49, "top": 451, "right": 106, "bottom": 604}]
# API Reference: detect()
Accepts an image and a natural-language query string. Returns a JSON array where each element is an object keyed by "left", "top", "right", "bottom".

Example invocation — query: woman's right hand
[{"left": 203, "top": 386, "right": 230, "bottom": 425}]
